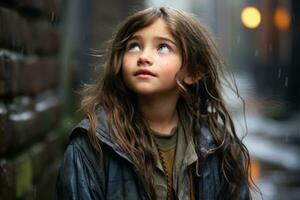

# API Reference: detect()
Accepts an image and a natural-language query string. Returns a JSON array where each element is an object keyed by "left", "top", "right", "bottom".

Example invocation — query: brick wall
[
  {"left": 0, "top": 1, "right": 64, "bottom": 199},
  {"left": 0, "top": 0, "right": 145, "bottom": 199}
]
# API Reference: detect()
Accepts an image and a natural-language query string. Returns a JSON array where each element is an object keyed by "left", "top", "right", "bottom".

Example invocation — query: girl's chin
[
  {"left": 133, "top": 90, "right": 158, "bottom": 96},
  {"left": 129, "top": 87, "right": 161, "bottom": 97},
  {"left": 128, "top": 85, "right": 158, "bottom": 95}
]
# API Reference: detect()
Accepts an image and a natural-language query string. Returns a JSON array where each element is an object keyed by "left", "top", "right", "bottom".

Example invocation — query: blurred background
[{"left": 0, "top": 0, "right": 299, "bottom": 199}]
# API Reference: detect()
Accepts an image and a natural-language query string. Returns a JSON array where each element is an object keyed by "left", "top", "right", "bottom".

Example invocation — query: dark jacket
[{"left": 56, "top": 108, "right": 250, "bottom": 200}]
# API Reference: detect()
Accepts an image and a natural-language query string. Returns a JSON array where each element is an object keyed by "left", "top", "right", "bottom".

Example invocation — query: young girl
[{"left": 56, "top": 6, "right": 253, "bottom": 200}]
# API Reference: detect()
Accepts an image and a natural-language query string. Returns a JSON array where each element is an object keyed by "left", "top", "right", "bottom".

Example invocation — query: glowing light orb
[{"left": 241, "top": 6, "right": 262, "bottom": 29}]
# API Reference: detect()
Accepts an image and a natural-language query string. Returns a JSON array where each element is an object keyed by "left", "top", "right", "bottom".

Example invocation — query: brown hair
[{"left": 80, "top": 7, "right": 253, "bottom": 199}]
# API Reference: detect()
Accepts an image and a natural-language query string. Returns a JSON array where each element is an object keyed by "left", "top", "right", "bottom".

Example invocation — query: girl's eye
[
  {"left": 158, "top": 43, "right": 172, "bottom": 53},
  {"left": 127, "top": 43, "right": 141, "bottom": 52}
]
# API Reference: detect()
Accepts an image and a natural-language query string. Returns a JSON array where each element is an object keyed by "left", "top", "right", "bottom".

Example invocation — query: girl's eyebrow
[{"left": 129, "top": 35, "right": 177, "bottom": 46}]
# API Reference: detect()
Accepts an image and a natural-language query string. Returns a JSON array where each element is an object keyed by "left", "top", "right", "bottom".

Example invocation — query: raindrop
[
  {"left": 254, "top": 48, "right": 259, "bottom": 57},
  {"left": 51, "top": 12, "right": 55, "bottom": 22},
  {"left": 285, "top": 76, "right": 289, "bottom": 87},
  {"left": 237, "top": 36, "right": 240, "bottom": 44},
  {"left": 278, "top": 67, "right": 281, "bottom": 78}
]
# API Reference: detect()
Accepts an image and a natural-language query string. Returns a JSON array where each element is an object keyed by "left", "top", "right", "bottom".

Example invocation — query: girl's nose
[{"left": 137, "top": 50, "right": 153, "bottom": 66}]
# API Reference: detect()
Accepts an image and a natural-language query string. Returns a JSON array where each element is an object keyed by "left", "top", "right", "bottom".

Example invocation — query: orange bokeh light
[
  {"left": 250, "top": 159, "right": 261, "bottom": 183},
  {"left": 274, "top": 7, "right": 291, "bottom": 31}
]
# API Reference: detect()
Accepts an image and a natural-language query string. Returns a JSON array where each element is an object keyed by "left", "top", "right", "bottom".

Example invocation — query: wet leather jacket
[{"left": 55, "top": 108, "right": 250, "bottom": 200}]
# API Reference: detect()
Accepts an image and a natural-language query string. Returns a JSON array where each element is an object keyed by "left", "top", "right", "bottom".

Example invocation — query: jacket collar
[
  {"left": 75, "top": 108, "right": 134, "bottom": 164},
  {"left": 74, "top": 107, "right": 216, "bottom": 163}
]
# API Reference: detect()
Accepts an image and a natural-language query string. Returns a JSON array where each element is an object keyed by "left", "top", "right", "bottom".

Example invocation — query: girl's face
[{"left": 122, "top": 18, "right": 182, "bottom": 98}]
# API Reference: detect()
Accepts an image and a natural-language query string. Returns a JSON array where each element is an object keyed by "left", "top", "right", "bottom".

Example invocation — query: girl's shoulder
[
  {"left": 67, "top": 127, "right": 100, "bottom": 162},
  {"left": 68, "top": 127, "right": 90, "bottom": 148},
  {"left": 57, "top": 127, "right": 106, "bottom": 199}
]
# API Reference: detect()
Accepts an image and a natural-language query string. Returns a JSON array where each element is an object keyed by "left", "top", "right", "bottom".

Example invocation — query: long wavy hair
[{"left": 80, "top": 7, "right": 253, "bottom": 199}]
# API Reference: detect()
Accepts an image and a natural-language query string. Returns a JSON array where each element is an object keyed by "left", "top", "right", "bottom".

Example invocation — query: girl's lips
[{"left": 134, "top": 69, "right": 156, "bottom": 77}]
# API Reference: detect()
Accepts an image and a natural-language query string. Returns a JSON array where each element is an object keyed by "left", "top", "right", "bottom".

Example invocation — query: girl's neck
[{"left": 138, "top": 94, "right": 179, "bottom": 135}]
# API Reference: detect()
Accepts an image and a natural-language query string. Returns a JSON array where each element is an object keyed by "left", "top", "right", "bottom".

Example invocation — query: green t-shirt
[
  {"left": 152, "top": 116, "right": 197, "bottom": 200},
  {"left": 153, "top": 126, "right": 178, "bottom": 199}
]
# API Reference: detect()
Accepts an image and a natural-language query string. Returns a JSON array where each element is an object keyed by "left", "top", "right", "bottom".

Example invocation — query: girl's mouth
[{"left": 134, "top": 69, "right": 156, "bottom": 77}]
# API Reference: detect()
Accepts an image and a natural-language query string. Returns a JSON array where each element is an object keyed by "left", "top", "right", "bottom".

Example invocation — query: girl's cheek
[
  {"left": 161, "top": 60, "right": 182, "bottom": 83},
  {"left": 123, "top": 54, "right": 135, "bottom": 68},
  {"left": 122, "top": 57, "right": 135, "bottom": 82},
  {"left": 162, "top": 67, "right": 178, "bottom": 82},
  {"left": 122, "top": 56, "right": 130, "bottom": 71}
]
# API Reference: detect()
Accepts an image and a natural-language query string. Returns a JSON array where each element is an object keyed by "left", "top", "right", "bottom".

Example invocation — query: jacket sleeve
[{"left": 55, "top": 132, "right": 106, "bottom": 200}]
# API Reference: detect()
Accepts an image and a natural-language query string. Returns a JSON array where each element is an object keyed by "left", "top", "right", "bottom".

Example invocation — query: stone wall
[
  {"left": 0, "top": 0, "right": 145, "bottom": 199},
  {"left": 0, "top": 1, "right": 63, "bottom": 199}
]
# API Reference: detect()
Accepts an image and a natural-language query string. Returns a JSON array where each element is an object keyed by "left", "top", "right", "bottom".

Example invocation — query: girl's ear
[{"left": 184, "top": 74, "right": 202, "bottom": 85}]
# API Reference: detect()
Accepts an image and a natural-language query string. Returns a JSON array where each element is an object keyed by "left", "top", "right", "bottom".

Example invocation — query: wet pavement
[{"left": 227, "top": 74, "right": 300, "bottom": 200}]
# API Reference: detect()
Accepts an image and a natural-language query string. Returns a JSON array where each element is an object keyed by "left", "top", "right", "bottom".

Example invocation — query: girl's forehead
[{"left": 131, "top": 18, "right": 175, "bottom": 40}]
